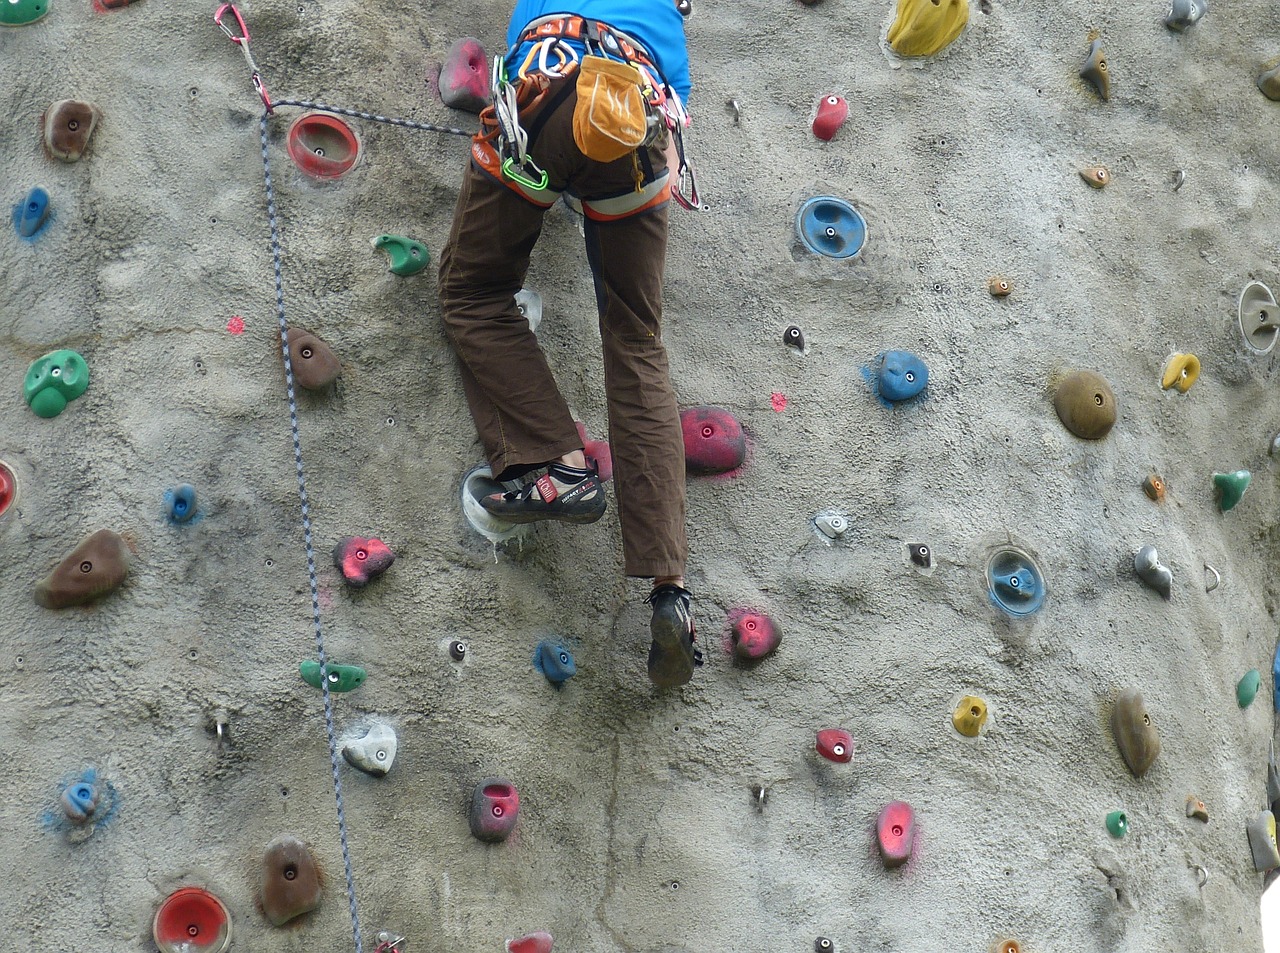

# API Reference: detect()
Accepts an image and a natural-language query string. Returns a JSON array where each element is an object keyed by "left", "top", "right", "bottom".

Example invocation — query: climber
[{"left": 437, "top": 0, "right": 701, "bottom": 688}]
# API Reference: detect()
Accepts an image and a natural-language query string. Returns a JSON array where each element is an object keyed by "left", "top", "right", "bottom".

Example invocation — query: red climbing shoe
[{"left": 480, "top": 463, "right": 607, "bottom": 525}]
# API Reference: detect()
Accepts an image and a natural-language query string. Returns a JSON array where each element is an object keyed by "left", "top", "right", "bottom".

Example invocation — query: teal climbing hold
[
  {"left": 23, "top": 349, "right": 89, "bottom": 418},
  {"left": 372, "top": 234, "right": 430, "bottom": 276},
  {"left": 1238, "top": 669, "right": 1261, "bottom": 708},
  {"left": 1105, "top": 810, "right": 1128, "bottom": 838},
  {"left": 299, "top": 660, "right": 366, "bottom": 692},
  {"left": 0, "top": 0, "right": 50, "bottom": 26},
  {"left": 1212, "top": 469, "right": 1251, "bottom": 512}
]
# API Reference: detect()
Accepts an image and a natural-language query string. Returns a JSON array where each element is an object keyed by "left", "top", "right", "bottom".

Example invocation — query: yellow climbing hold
[
  {"left": 952, "top": 695, "right": 988, "bottom": 737},
  {"left": 1161, "top": 353, "right": 1200, "bottom": 393},
  {"left": 888, "top": 0, "right": 969, "bottom": 57}
]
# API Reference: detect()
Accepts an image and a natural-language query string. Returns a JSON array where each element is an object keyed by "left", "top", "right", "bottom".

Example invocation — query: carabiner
[
  {"left": 214, "top": 3, "right": 249, "bottom": 44},
  {"left": 501, "top": 156, "right": 550, "bottom": 192}
]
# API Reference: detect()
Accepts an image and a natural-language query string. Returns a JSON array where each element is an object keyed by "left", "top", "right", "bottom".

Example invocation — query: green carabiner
[{"left": 502, "top": 157, "right": 549, "bottom": 192}]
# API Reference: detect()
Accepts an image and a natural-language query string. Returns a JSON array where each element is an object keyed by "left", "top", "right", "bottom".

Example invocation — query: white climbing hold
[{"left": 341, "top": 721, "right": 398, "bottom": 777}]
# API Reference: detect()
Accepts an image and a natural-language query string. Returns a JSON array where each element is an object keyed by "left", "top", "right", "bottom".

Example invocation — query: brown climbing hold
[
  {"left": 43, "top": 100, "right": 103, "bottom": 162},
  {"left": 1259, "top": 63, "right": 1280, "bottom": 101},
  {"left": 261, "top": 835, "right": 322, "bottom": 927},
  {"left": 1141, "top": 474, "right": 1166, "bottom": 503},
  {"left": 1079, "top": 37, "right": 1110, "bottom": 100},
  {"left": 1185, "top": 795, "right": 1209, "bottom": 822},
  {"left": 1053, "top": 370, "right": 1116, "bottom": 440},
  {"left": 287, "top": 329, "right": 342, "bottom": 390},
  {"left": 1079, "top": 165, "right": 1110, "bottom": 189},
  {"left": 35, "top": 530, "right": 130, "bottom": 609},
  {"left": 1110, "top": 687, "right": 1161, "bottom": 778},
  {"left": 988, "top": 277, "right": 1013, "bottom": 298}
]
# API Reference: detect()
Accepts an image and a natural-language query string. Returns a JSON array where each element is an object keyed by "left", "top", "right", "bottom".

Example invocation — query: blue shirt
[{"left": 505, "top": 0, "right": 691, "bottom": 104}]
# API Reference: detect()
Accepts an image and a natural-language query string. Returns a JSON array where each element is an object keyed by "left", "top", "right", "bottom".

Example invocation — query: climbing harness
[{"left": 214, "top": 7, "right": 473, "bottom": 952}]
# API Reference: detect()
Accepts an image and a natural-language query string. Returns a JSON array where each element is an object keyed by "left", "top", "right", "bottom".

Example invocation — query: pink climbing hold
[
  {"left": 876, "top": 800, "right": 915, "bottom": 869},
  {"left": 470, "top": 778, "right": 520, "bottom": 843},
  {"left": 815, "top": 728, "right": 854, "bottom": 763},
  {"left": 439, "top": 37, "right": 491, "bottom": 114},
  {"left": 728, "top": 610, "right": 781, "bottom": 661},
  {"left": 574, "top": 421, "right": 613, "bottom": 482},
  {"left": 506, "top": 931, "right": 554, "bottom": 953},
  {"left": 680, "top": 406, "right": 746, "bottom": 475},
  {"left": 226, "top": 316, "right": 245, "bottom": 335},
  {"left": 333, "top": 536, "right": 395, "bottom": 588},
  {"left": 812, "top": 94, "right": 848, "bottom": 141}
]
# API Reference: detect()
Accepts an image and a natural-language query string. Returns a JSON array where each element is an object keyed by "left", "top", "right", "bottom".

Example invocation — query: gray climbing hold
[
  {"left": 1267, "top": 746, "right": 1280, "bottom": 805},
  {"left": 1248, "top": 810, "right": 1280, "bottom": 871},
  {"left": 341, "top": 722, "right": 398, "bottom": 777},
  {"left": 461, "top": 463, "right": 524, "bottom": 543},
  {"left": 1259, "top": 63, "right": 1280, "bottom": 101},
  {"left": 515, "top": 288, "right": 542, "bottom": 333},
  {"left": 1080, "top": 37, "right": 1110, "bottom": 101},
  {"left": 1239, "top": 280, "right": 1279, "bottom": 354},
  {"left": 814, "top": 513, "right": 848, "bottom": 539},
  {"left": 1164, "top": 0, "right": 1206, "bottom": 31},
  {"left": 1134, "top": 544, "right": 1172, "bottom": 600}
]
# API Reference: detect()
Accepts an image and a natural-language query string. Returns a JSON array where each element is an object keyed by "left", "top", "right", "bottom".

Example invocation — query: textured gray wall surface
[{"left": 1, "top": 0, "right": 1279, "bottom": 950}]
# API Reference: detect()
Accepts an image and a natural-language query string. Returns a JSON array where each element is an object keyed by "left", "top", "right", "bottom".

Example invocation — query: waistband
[{"left": 515, "top": 14, "right": 658, "bottom": 72}]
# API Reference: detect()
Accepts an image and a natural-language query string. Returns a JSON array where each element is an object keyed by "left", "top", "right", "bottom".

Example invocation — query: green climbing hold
[
  {"left": 299, "top": 660, "right": 366, "bottom": 692},
  {"left": 23, "top": 349, "right": 89, "bottom": 418},
  {"left": 1238, "top": 669, "right": 1261, "bottom": 708},
  {"left": 0, "top": 0, "right": 49, "bottom": 26},
  {"left": 372, "top": 234, "right": 430, "bottom": 276},
  {"left": 1213, "top": 469, "right": 1251, "bottom": 512},
  {"left": 1105, "top": 810, "right": 1128, "bottom": 838}
]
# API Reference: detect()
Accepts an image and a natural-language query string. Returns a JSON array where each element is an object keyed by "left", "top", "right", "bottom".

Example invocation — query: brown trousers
[{"left": 437, "top": 74, "right": 687, "bottom": 579}]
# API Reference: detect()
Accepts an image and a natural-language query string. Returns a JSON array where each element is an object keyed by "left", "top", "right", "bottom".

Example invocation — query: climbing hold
[
  {"left": 681, "top": 406, "right": 747, "bottom": 475},
  {"left": 372, "top": 234, "right": 431, "bottom": 276},
  {"left": 515, "top": 288, "right": 543, "bottom": 333},
  {"left": 814, "top": 512, "right": 848, "bottom": 539},
  {"left": 506, "top": 931, "right": 554, "bottom": 953},
  {"left": 461, "top": 463, "right": 523, "bottom": 543},
  {"left": 299, "top": 660, "right": 366, "bottom": 693},
  {"left": 287, "top": 329, "right": 342, "bottom": 389},
  {"left": 907, "top": 542, "right": 932, "bottom": 569},
  {"left": 532, "top": 640, "right": 577, "bottom": 684},
  {"left": 816, "top": 728, "right": 855, "bottom": 763},
  {"left": 1259, "top": 64, "right": 1280, "bottom": 101},
  {"left": 1133, "top": 544, "right": 1172, "bottom": 600},
  {"left": 1053, "top": 369, "right": 1116, "bottom": 439},
  {"left": 1111, "top": 687, "right": 1161, "bottom": 777},
  {"left": 812, "top": 94, "right": 848, "bottom": 141},
  {"left": 153, "top": 887, "right": 232, "bottom": 953},
  {"left": 1238, "top": 280, "right": 1279, "bottom": 354},
  {"left": 1238, "top": 669, "right": 1261, "bottom": 709},
  {"left": 165, "top": 484, "right": 198, "bottom": 524},
  {"left": 448, "top": 639, "right": 467, "bottom": 661},
  {"left": 341, "top": 721, "right": 398, "bottom": 777},
  {"left": 332, "top": 536, "right": 395, "bottom": 587},
  {"left": 1164, "top": 0, "right": 1206, "bottom": 31},
  {"left": 730, "top": 611, "right": 781, "bottom": 661},
  {"left": 575, "top": 421, "right": 614, "bottom": 481},
  {"left": 875, "top": 351, "right": 928, "bottom": 402},
  {"left": 24, "top": 348, "right": 90, "bottom": 418},
  {"left": 795, "top": 196, "right": 867, "bottom": 259},
  {"left": 993, "top": 942, "right": 1020, "bottom": 953},
  {"left": 676, "top": 0, "right": 691, "bottom": 14},
  {"left": 1185, "top": 795, "right": 1209, "bottom": 822},
  {"left": 876, "top": 801, "right": 915, "bottom": 868},
  {"left": 0, "top": 459, "right": 17, "bottom": 522},
  {"left": 0, "top": 0, "right": 49, "bottom": 25},
  {"left": 887, "top": 0, "right": 968, "bottom": 56},
  {"left": 988, "top": 276, "right": 1013, "bottom": 298},
  {"left": 986, "top": 548, "right": 1046, "bottom": 617},
  {"left": 470, "top": 778, "right": 520, "bottom": 842},
  {"left": 951, "top": 695, "right": 988, "bottom": 737},
  {"left": 1079, "top": 38, "right": 1110, "bottom": 101},
  {"left": 286, "top": 111, "right": 360, "bottom": 180},
  {"left": 1248, "top": 811, "right": 1280, "bottom": 871},
  {"left": 439, "top": 37, "right": 491, "bottom": 113},
  {"left": 1079, "top": 165, "right": 1110, "bottom": 189},
  {"left": 1105, "top": 810, "right": 1128, "bottom": 838},
  {"left": 60, "top": 780, "right": 99, "bottom": 824},
  {"left": 1142, "top": 474, "right": 1166, "bottom": 503},
  {"left": 35, "top": 529, "right": 130, "bottom": 609},
  {"left": 1212, "top": 469, "right": 1251, "bottom": 512},
  {"left": 784, "top": 325, "right": 806, "bottom": 350},
  {"left": 43, "top": 100, "right": 102, "bottom": 161},
  {"left": 1274, "top": 644, "right": 1280, "bottom": 712},
  {"left": 1161, "top": 353, "right": 1200, "bottom": 393},
  {"left": 261, "top": 835, "right": 322, "bottom": 927},
  {"left": 815, "top": 939, "right": 834, "bottom": 953},
  {"left": 13, "top": 187, "right": 50, "bottom": 238}
]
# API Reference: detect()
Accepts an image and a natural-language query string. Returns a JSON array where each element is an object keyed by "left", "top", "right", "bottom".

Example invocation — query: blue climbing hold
[
  {"left": 876, "top": 351, "right": 929, "bottom": 402},
  {"left": 164, "top": 483, "right": 197, "bottom": 524},
  {"left": 795, "top": 196, "right": 867, "bottom": 260},
  {"left": 1272, "top": 643, "right": 1280, "bottom": 712},
  {"left": 60, "top": 780, "right": 99, "bottom": 824},
  {"left": 987, "top": 548, "right": 1046, "bottom": 617},
  {"left": 533, "top": 640, "right": 576, "bottom": 684},
  {"left": 13, "top": 188, "right": 50, "bottom": 239}
]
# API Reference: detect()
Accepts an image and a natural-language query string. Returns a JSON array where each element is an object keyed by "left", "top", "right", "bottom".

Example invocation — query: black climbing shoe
[
  {"left": 480, "top": 463, "right": 607, "bottom": 525},
  {"left": 645, "top": 584, "right": 701, "bottom": 688}
]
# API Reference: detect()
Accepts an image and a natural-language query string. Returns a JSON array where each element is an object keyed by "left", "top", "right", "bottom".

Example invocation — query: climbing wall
[{"left": 2, "top": 0, "right": 1279, "bottom": 950}]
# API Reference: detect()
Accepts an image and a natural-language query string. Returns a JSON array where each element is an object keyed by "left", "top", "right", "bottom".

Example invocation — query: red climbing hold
[
  {"left": 0, "top": 460, "right": 16, "bottom": 521},
  {"left": 876, "top": 800, "right": 915, "bottom": 869},
  {"left": 812, "top": 94, "right": 848, "bottom": 141},
  {"left": 153, "top": 887, "right": 232, "bottom": 953},
  {"left": 439, "top": 37, "right": 491, "bottom": 114},
  {"left": 286, "top": 112, "right": 361, "bottom": 180},
  {"left": 333, "top": 536, "right": 395, "bottom": 588},
  {"left": 470, "top": 778, "right": 521, "bottom": 842},
  {"left": 729, "top": 610, "right": 781, "bottom": 661},
  {"left": 506, "top": 931, "right": 554, "bottom": 953},
  {"left": 680, "top": 406, "right": 746, "bottom": 475},
  {"left": 575, "top": 421, "right": 613, "bottom": 482},
  {"left": 815, "top": 728, "right": 854, "bottom": 763}
]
